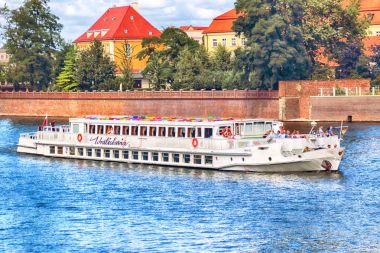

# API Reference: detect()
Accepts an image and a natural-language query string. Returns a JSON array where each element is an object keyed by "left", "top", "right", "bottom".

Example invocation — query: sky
[{"left": 0, "top": 0, "right": 236, "bottom": 43}]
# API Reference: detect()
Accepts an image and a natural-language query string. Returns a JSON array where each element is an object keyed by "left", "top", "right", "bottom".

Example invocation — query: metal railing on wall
[{"left": 0, "top": 89, "right": 279, "bottom": 99}]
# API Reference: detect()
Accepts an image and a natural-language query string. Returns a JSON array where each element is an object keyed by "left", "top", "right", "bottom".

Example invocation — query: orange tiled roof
[
  {"left": 74, "top": 6, "right": 161, "bottom": 43},
  {"left": 204, "top": 9, "right": 244, "bottom": 34},
  {"left": 180, "top": 25, "right": 208, "bottom": 31}
]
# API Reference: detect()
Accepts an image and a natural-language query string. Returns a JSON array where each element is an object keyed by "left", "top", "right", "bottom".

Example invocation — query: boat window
[
  {"left": 149, "top": 127, "right": 157, "bottom": 136},
  {"left": 140, "top": 126, "right": 148, "bottom": 136},
  {"left": 106, "top": 125, "right": 114, "bottom": 134},
  {"left": 183, "top": 154, "right": 191, "bottom": 163},
  {"left": 188, "top": 128, "right": 195, "bottom": 138},
  {"left": 152, "top": 152, "right": 159, "bottom": 161},
  {"left": 142, "top": 151, "right": 149, "bottom": 161},
  {"left": 69, "top": 147, "right": 75, "bottom": 156},
  {"left": 173, "top": 154, "right": 180, "bottom": 163},
  {"left": 132, "top": 151, "right": 139, "bottom": 160},
  {"left": 205, "top": 156, "right": 213, "bottom": 165},
  {"left": 131, "top": 126, "right": 138, "bottom": 136},
  {"left": 95, "top": 149, "right": 101, "bottom": 157},
  {"left": 158, "top": 127, "right": 166, "bottom": 137},
  {"left": 194, "top": 154, "right": 202, "bottom": 164},
  {"left": 162, "top": 153, "right": 169, "bottom": 162},
  {"left": 265, "top": 122, "right": 272, "bottom": 131},
  {"left": 49, "top": 146, "right": 55, "bottom": 154},
  {"left": 57, "top": 146, "right": 63, "bottom": 155},
  {"left": 78, "top": 148, "right": 84, "bottom": 156},
  {"left": 253, "top": 122, "right": 265, "bottom": 133},
  {"left": 168, "top": 127, "right": 176, "bottom": 137},
  {"left": 84, "top": 124, "right": 88, "bottom": 133},
  {"left": 97, "top": 125, "right": 104, "bottom": 135},
  {"left": 234, "top": 123, "right": 242, "bottom": 135},
  {"left": 178, "top": 127, "right": 185, "bottom": 138},
  {"left": 122, "top": 126, "right": 129, "bottom": 135},
  {"left": 104, "top": 149, "right": 111, "bottom": 158},
  {"left": 87, "top": 148, "right": 93, "bottom": 157},
  {"left": 73, "top": 124, "right": 79, "bottom": 134},
  {"left": 114, "top": 126, "right": 121, "bottom": 135},
  {"left": 113, "top": 150, "right": 120, "bottom": 159},
  {"left": 122, "top": 150, "right": 129, "bottom": 159},
  {"left": 205, "top": 128, "right": 213, "bottom": 138},
  {"left": 89, "top": 125, "right": 96, "bottom": 134},
  {"left": 218, "top": 126, "right": 229, "bottom": 135},
  {"left": 196, "top": 128, "right": 202, "bottom": 138},
  {"left": 245, "top": 123, "right": 253, "bottom": 134}
]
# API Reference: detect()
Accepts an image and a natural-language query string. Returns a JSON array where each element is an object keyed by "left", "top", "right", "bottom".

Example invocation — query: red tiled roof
[
  {"left": 204, "top": 9, "right": 244, "bottom": 34},
  {"left": 179, "top": 25, "right": 208, "bottom": 31},
  {"left": 74, "top": 6, "right": 161, "bottom": 43},
  {"left": 364, "top": 36, "right": 380, "bottom": 55}
]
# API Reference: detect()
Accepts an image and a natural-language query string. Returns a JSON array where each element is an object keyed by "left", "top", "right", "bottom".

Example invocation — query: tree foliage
[
  {"left": 75, "top": 40, "right": 116, "bottom": 91},
  {"left": 54, "top": 46, "right": 78, "bottom": 91},
  {"left": 1, "top": 0, "right": 63, "bottom": 90},
  {"left": 234, "top": 0, "right": 311, "bottom": 89}
]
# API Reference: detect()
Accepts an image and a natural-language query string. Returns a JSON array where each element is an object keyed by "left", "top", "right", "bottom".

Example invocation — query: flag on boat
[{"left": 41, "top": 113, "right": 48, "bottom": 129}]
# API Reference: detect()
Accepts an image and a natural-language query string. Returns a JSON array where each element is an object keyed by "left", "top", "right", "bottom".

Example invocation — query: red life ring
[
  {"left": 77, "top": 133, "right": 83, "bottom": 142},
  {"left": 192, "top": 138, "right": 199, "bottom": 148},
  {"left": 222, "top": 128, "right": 232, "bottom": 138}
]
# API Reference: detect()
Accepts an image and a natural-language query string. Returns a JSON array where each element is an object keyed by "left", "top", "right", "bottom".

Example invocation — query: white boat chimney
[{"left": 131, "top": 1, "right": 139, "bottom": 11}]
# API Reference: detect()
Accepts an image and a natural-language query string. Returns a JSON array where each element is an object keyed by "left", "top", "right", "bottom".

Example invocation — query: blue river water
[{"left": 0, "top": 117, "right": 379, "bottom": 252}]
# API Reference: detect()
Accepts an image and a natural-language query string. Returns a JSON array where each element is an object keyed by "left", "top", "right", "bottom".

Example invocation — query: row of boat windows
[
  {"left": 72, "top": 122, "right": 273, "bottom": 138},
  {"left": 49, "top": 146, "right": 214, "bottom": 165}
]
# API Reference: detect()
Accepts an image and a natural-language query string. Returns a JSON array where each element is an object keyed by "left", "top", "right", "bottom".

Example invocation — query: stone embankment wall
[
  {"left": 279, "top": 79, "right": 371, "bottom": 121},
  {"left": 0, "top": 90, "right": 279, "bottom": 118}
]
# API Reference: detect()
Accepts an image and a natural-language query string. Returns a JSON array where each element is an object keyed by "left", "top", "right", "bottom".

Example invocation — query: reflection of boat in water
[{"left": 17, "top": 116, "right": 345, "bottom": 172}]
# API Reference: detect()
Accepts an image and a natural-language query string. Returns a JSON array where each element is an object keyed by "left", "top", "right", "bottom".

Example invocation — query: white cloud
[{"left": 0, "top": 0, "right": 235, "bottom": 43}]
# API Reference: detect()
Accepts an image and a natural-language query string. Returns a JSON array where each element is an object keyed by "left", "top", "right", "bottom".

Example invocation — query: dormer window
[
  {"left": 104, "top": 18, "right": 108, "bottom": 22},
  {"left": 124, "top": 29, "right": 128, "bottom": 34},
  {"left": 112, "top": 16, "right": 116, "bottom": 21},
  {"left": 148, "top": 31, "right": 153, "bottom": 36},
  {"left": 130, "top": 15, "right": 134, "bottom": 21}
]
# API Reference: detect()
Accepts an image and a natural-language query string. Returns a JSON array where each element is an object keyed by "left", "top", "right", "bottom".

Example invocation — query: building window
[
  {"left": 125, "top": 43, "right": 132, "bottom": 57},
  {"left": 95, "top": 149, "right": 101, "bottom": 158},
  {"left": 212, "top": 39, "right": 217, "bottom": 47},
  {"left": 133, "top": 80, "right": 142, "bottom": 89},
  {"left": 152, "top": 152, "right": 159, "bottom": 161},
  {"left": 87, "top": 148, "right": 93, "bottom": 157},
  {"left": 241, "top": 38, "right": 246, "bottom": 46},
  {"left": 183, "top": 154, "right": 191, "bottom": 163},
  {"left": 130, "top": 15, "right": 134, "bottom": 20},
  {"left": 173, "top": 154, "right": 180, "bottom": 163},
  {"left": 142, "top": 151, "right": 149, "bottom": 161},
  {"left": 132, "top": 151, "right": 139, "bottom": 160},
  {"left": 50, "top": 146, "right": 55, "bottom": 154},
  {"left": 123, "top": 150, "right": 129, "bottom": 159},
  {"left": 78, "top": 148, "right": 84, "bottom": 156},
  {"left": 113, "top": 150, "right": 120, "bottom": 159},
  {"left": 231, "top": 38, "right": 236, "bottom": 46},
  {"left": 222, "top": 38, "right": 226, "bottom": 46},
  {"left": 376, "top": 31, "right": 380, "bottom": 36},
  {"left": 148, "top": 31, "right": 153, "bottom": 36},
  {"left": 194, "top": 155, "right": 202, "bottom": 164},
  {"left": 104, "top": 149, "right": 111, "bottom": 158},
  {"left": 162, "top": 153, "right": 169, "bottom": 162},
  {"left": 124, "top": 29, "right": 128, "bottom": 34}
]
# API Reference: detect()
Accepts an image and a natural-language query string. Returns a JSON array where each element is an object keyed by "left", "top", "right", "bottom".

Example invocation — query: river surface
[{"left": 0, "top": 117, "right": 379, "bottom": 252}]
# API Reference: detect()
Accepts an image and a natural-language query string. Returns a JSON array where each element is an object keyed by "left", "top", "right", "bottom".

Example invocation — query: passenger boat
[{"left": 17, "top": 116, "right": 345, "bottom": 172}]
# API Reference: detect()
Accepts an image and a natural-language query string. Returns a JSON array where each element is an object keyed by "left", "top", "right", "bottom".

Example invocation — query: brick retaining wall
[{"left": 0, "top": 90, "right": 279, "bottom": 118}]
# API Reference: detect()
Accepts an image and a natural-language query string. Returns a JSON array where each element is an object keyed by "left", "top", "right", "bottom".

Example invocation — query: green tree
[
  {"left": 142, "top": 55, "right": 172, "bottom": 90},
  {"left": 302, "top": 0, "right": 368, "bottom": 77},
  {"left": 54, "top": 46, "right": 78, "bottom": 91},
  {"left": 211, "top": 45, "right": 232, "bottom": 72},
  {"left": 76, "top": 40, "right": 116, "bottom": 91},
  {"left": 0, "top": 0, "right": 63, "bottom": 90},
  {"left": 138, "top": 27, "right": 200, "bottom": 87},
  {"left": 234, "top": 0, "right": 311, "bottom": 89}
]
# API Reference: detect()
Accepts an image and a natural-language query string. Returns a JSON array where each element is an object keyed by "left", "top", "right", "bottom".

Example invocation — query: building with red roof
[
  {"left": 179, "top": 25, "right": 208, "bottom": 44},
  {"left": 73, "top": 4, "right": 161, "bottom": 89},
  {"left": 203, "top": 9, "right": 245, "bottom": 52}
]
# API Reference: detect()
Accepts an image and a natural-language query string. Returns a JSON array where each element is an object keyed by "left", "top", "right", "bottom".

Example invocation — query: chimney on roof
[{"left": 131, "top": 1, "right": 139, "bottom": 11}]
